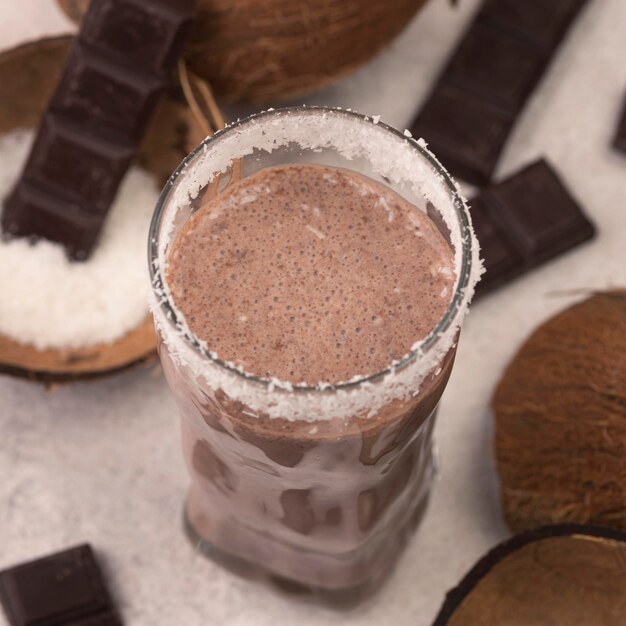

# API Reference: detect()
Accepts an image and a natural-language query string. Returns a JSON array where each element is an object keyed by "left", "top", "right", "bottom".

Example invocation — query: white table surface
[{"left": 1, "top": 1, "right": 625, "bottom": 624}]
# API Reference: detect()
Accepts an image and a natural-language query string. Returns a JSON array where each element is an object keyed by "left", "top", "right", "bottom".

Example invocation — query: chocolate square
[
  {"left": 485, "top": 160, "right": 595, "bottom": 259},
  {"left": 412, "top": 85, "right": 512, "bottom": 186},
  {"left": 23, "top": 113, "right": 133, "bottom": 214},
  {"left": 447, "top": 21, "right": 546, "bottom": 114},
  {"left": 470, "top": 196, "right": 522, "bottom": 293},
  {"left": 80, "top": 0, "right": 194, "bottom": 76},
  {"left": 50, "top": 45, "right": 164, "bottom": 141},
  {"left": 481, "top": 0, "right": 589, "bottom": 50},
  {"left": 473, "top": 160, "right": 595, "bottom": 297},
  {"left": 2, "top": 181, "right": 103, "bottom": 260},
  {"left": 0, "top": 544, "right": 121, "bottom": 626}
]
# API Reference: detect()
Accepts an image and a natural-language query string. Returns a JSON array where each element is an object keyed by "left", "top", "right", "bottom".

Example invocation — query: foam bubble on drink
[{"left": 0, "top": 129, "right": 158, "bottom": 349}]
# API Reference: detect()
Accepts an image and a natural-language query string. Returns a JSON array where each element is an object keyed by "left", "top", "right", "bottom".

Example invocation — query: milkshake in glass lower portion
[{"left": 149, "top": 107, "right": 480, "bottom": 599}]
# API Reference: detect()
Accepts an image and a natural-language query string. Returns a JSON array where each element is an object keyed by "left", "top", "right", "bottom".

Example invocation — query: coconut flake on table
[{"left": 0, "top": 129, "right": 158, "bottom": 350}]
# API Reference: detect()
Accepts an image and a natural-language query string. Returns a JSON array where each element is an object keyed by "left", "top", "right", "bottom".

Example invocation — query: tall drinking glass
[{"left": 148, "top": 107, "right": 480, "bottom": 600}]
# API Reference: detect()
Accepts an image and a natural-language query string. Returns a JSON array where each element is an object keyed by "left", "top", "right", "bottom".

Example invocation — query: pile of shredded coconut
[{"left": 0, "top": 129, "right": 158, "bottom": 350}]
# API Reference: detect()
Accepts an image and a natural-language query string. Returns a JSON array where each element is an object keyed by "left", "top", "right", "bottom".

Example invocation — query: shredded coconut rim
[{"left": 148, "top": 107, "right": 482, "bottom": 421}]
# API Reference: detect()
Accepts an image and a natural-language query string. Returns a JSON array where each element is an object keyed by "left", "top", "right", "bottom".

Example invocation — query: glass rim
[{"left": 148, "top": 106, "right": 474, "bottom": 393}]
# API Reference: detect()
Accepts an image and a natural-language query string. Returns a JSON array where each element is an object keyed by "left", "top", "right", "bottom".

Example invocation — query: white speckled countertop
[{"left": 1, "top": 1, "right": 625, "bottom": 624}]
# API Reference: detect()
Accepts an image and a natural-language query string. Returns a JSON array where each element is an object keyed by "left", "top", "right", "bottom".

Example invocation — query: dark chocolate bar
[
  {"left": 614, "top": 92, "right": 626, "bottom": 154},
  {"left": 0, "top": 544, "right": 122, "bottom": 626},
  {"left": 1, "top": 0, "right": 194, "bottom": 260},
  {"left": 411, "top": 0, "right": 589, "bottom": 185},
  {"left": 472, "top": 159, "right": 595, "bottom": 296}
]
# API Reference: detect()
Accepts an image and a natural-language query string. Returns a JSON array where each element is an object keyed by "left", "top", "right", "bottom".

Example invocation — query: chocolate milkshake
[
  {"left": 160, "top": 163, "right": 452, "bottom": 589},
  {"left": 167, "top": 164, "right": 455, "bottom": 384},
  {"left": 149, "top": 107, "right": 479, "bottom": 601}
]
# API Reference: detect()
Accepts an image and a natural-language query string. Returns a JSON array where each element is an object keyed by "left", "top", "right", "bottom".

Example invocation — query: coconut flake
[{"left": 305, "top": 224, "right": 325, "bottom": 240}]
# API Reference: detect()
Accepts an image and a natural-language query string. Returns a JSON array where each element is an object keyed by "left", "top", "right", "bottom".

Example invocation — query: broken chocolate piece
[
  {"left": 0, "top": 544, "right": 122, "bottom": 626},
  {"left": 472, "top": 159, "right": 595, "bottom": 296},
  {"left": 411, "top": 0, "right": 589, "bottom": 185},
  {"left": 1, "top": 0, "right": 194, "bottom": 259},
  {"left": 614, "top": 91, "right": 626, "bottom": 154}
]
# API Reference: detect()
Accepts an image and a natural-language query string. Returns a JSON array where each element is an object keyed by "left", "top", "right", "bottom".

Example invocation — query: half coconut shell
[
  {"left": 0, "top": 35, "right": 200, "bottom": 382},
  {"left": 434, "top": 525, "right": 626, "bottom": 626}
]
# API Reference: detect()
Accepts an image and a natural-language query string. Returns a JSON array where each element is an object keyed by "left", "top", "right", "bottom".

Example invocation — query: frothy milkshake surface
[{"left": 167, "top": 164, "right": 455, "bottom": 385}]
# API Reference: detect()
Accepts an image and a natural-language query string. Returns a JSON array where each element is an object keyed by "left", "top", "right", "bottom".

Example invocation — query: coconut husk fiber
[
  {"left": 434, "top": 525, "right": 626, "bottom": 626},
  {"left": 57, "top": 0, "right": 430, "bottom": 103},
  {"left": 0, "top": 36, "right": 202, "bottom": 383},
  {"left": 493, "top": 291, "right": 626, "bottom": 533}
]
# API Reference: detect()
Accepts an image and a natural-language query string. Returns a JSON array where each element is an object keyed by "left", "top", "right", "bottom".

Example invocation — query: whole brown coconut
[
  {"left": 493, "top": 291, "right": 626, "bottom": 533},
  {"left": 57, "top": 0, "right": 430, "bottom": 102}
]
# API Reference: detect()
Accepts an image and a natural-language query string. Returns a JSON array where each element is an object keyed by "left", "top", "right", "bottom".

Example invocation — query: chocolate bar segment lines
[
  {"left": 0, "top": 544, "right": 122, "bottom": 626},
  {"left": 50, "top": 44, "right": 165, "bottom": 141},
  {"left": 24, "top": 113, "right": 135, "bottom": 214},
  {"left": 80, "top": 0, "right": 195, "bottom": 77},
  {"left": 1, "top": 0, "right": 194, "bottom": 259},
  {"left": 411, "top": 0, "right": 589, "bottom": 185},
  {"left": 473, "top": 159, "right": 595, "bottom": 296}
]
